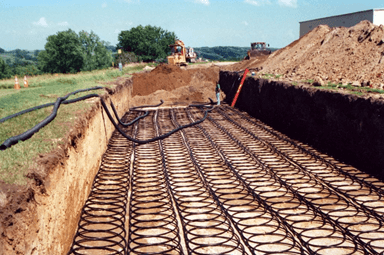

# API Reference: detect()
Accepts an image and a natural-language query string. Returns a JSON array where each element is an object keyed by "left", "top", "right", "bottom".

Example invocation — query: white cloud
[
  {"left": 114, "top": 29, "right": 121, "bottom": 34},
  {"left": 194, "top": 0, "right": 210, "bottom": 5},
  {"left": 242, "top": 21, "right": 249, "bottom": 26},
  {"left": 102, "top": 2, "right": 107, "bottom": 8},
  {"left": 278, "top": 0, "right": 297, "bottom": 8},
  {"left": 58, "top": 21, "right": 69, "bottom": 26},
  {"left": 244, "top": 0, "right": 271, "bottom": 6},
  {"left": 33, "top": 17, "right": 48, "bottom": 27}
]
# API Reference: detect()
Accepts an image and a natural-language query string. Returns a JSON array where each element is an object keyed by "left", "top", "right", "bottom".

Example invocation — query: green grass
[
  {"left": 261, "top": 73, "right": 283, "bottom": 79},
  {"left": 302, "top": 79, "right": 313, "bottom": 84},
  {"left": 188, "top": 61, "right": 211, "bottom": 65},
  {"left": 0, "top": 64, "right": 148, "bottom": 185},
  {"left": 320, "top": 82, "right": 384, "bottom": 95},
  {"left": 291, "top": 80, "right": 384, "bottom": 95}
]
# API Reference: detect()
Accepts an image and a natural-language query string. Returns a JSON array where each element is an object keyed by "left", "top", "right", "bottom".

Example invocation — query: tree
[
  {"left": 38, "top": 29, "right": 84, "bottom": 73},
  {"left": 115, "top": 51, "right": 138, "bottom": 66},
  {"left": 0, "top": 57, "right": 11, "bottom": 79},
  {"left": 105, "top": 45, "right": 117, "bottom": 53},
  {"left": 34, "top": 50, "right": 41, "bottom": 57},
  {"left": 14, "top": 49, "right": 29, "bottom": 59},
  {"left": 79, "top": 30, "right": 112, "bottom": 71},
  {"left": 117, "top": 25, "right": 176, "bottom": 62},
  {"left": 0, "top": 47, "right": 5, "bottom": 54}
]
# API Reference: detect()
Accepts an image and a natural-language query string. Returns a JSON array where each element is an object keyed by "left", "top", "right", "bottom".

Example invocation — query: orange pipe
[{"left": 231, "top": 68, "right": 249, "bottom": 107}]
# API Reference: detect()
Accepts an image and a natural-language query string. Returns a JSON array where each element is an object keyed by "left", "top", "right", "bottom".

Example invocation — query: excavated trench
[
  {"left": 65, "top": 70, "right": 384, "bottom": 254},
  {"left": 3, "top": 66, "right": 384, "bottom": 254},
  {"left": 66, "top": 104, "right": 384, "bottom": 254}
]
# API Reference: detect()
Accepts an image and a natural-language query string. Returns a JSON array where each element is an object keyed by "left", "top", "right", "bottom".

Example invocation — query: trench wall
[
  {"left": 1, "top": 82, "right": 133, "bottom": 255},
  {"left": 42, "top": 83, "right": 133, "bottom": 254},
  {"left": 220, "top": 71, "right": 384, "bottom": 181}
]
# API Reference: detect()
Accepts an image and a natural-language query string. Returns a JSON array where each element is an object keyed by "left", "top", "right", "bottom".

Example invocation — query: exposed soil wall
[
  {"left": 220, "top": 71, "right": 384, "bottom": 181},
  {"left": 0, "top": 82, "right": 133, "bottom": 254}
]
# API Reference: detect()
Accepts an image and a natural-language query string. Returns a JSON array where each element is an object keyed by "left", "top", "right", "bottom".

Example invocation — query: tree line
[
  {"left": 0, "top": 25, "right": 177, "bottom": 80},
  {"left": 1, "top": 25, "right": 279, "bottom": 80},
  {"left": 194, "top": 46, "right": 280, "bottom": 61}
]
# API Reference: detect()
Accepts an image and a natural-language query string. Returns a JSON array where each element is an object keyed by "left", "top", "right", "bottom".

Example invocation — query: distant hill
[{"left": 193, "top": 46, "right": 279, "bottom": 61}]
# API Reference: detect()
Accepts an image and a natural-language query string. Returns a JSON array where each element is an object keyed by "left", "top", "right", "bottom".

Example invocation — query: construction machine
[
  {"left": 245, "top": 42, "right": 271, "bottom": 60},
  {"left": 167, "top": 40, "right": 197, "bottom": 66}
]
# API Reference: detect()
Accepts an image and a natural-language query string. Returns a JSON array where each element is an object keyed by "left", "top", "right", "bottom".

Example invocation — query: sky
[{"left": 0, "top": 0, "right": 383, "bottom": 51}]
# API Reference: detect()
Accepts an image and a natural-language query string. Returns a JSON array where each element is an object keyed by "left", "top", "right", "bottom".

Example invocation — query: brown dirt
[
  {"left": 227, "top": 20, "right": 384, "bottom": 88},
  {"left": 131, "top": 64, "right": 220, "bottom": 105},
  {"left": 224, "top": 55, "right": 270, "bottom": 72}
]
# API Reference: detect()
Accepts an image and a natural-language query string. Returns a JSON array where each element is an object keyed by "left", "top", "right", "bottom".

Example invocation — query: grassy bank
[{"left": 0, "top": 64, "right": 151, "bottom": 185}]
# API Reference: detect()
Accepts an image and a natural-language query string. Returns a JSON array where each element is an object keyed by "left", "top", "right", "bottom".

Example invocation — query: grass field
[{"left": 0, "top": 64, "right": 152, "bottom": 185}]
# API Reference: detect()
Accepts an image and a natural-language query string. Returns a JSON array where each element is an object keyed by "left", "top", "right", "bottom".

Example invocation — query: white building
[{"left": 299, "top": 9, "right": 384, "bottom": 37}]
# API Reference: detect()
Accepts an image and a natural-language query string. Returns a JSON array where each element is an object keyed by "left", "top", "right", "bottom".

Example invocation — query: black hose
[
  {"left": 188, "top": 98, "right": 214, "bottom": 108},
  {"left": 0, "top": 86, "right": 104, "bottom": 124},
  {"left": 1, "top": 92, "right": 213, "bottom": 150},
  {"left": 0, "top": 88, "right": 104, "bottom": 150},
  {"left": 97, "top": 96, "right": 214, "bottom": 144},
  {"left": 109, "top": 100, "right": 165, "bottom": 127},
  {"left": 129, "top": 100, "right": 164, "bottom": 110}
]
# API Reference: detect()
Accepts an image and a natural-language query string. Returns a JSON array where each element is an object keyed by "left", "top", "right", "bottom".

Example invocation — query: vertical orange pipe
[{"left": 231, "top": 68, "right": 249, "bottom": 107}]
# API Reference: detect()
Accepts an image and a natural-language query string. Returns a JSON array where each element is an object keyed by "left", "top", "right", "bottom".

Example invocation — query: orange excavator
[{"left": 167, "top": 39, "right": 196, "bottom": 66}]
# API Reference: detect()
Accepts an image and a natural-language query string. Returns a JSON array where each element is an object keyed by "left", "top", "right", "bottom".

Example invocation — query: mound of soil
[
  {"left": 230, "top": 20, "right": 384, "bottom": 88},
  {"left": 225, "top": 55, "right": 270, "bottom": 72},
  {"left": 131, "top": 64, "right": 220, "bottom": 104}
]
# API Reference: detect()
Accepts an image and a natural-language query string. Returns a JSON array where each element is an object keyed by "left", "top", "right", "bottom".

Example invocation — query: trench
[
  {"left": 219, "top": 72, "right": 384, "bottom": 181},
  {"left": 65, "top": 70, "right": 384, "bottom": 254}
]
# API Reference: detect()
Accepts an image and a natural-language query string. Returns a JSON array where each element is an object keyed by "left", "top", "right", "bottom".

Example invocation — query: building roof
[{"left": 300, "top": 8, "right": 384, "bottom": 24}]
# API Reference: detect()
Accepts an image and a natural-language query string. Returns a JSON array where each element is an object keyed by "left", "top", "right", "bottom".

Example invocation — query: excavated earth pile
[
  {"left": 228, "top": 20, "right": 384, "bottom": 88},
  {"left": 130, "top": 64, "right": 220, "bottom": 106}
]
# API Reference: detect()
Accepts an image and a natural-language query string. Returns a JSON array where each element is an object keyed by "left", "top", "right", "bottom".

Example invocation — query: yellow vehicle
[
  {"left": 245, "top": 42, "right": 271, "bottom": 60},
  {"left": 167, "top": 40, "right": 196, "bottom": 66}
]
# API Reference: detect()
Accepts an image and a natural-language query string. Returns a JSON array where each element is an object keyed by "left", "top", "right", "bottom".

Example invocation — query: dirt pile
[
  {"left": 232, "top": 21, "right": 384, "bottom": 88},
  {"left": 131, "top": 64, "right": 220, "bottom": 105},
  {"left": 225, "top": 55, "right": 270, "bottom": 72}
]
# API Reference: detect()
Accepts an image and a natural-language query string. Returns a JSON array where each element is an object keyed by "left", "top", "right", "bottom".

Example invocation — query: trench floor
[{"left": 68, "top": 104, "right": 384, "bottom": 255}]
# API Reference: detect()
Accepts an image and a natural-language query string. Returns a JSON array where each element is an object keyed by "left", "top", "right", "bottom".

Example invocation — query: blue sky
[{"left": 0, "top": 0, "right": 383, "bottom": 51}]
